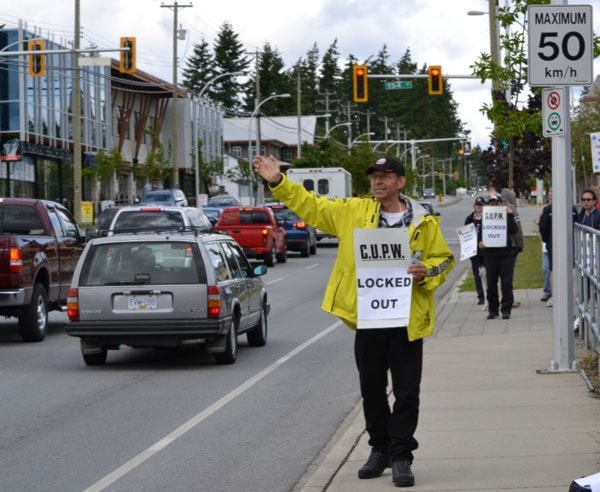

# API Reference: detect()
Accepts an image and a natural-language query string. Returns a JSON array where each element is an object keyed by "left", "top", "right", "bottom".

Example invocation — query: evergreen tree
[
  {"left": 212, "top": 22, "right": 251, "bottom": 113},
  {"left": 245, "top": 43, "right": 294, "bottom": 114},
  {"left": 182, "top": 38, "right": 215, "bottom": 97}
]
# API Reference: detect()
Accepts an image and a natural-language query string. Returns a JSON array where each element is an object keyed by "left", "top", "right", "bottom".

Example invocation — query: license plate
[{"left": 128, "top": 295, "right": 157, "bottom": 310}]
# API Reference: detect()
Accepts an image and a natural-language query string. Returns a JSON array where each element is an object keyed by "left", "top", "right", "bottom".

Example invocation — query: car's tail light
[
  {"left": 67, "top": 288, "right": 79, "bottom": 321},
  {"left": 292, "top": 220, "right": 306, "bottom": 229},
  {"left": 9, "top": 247, "right": 22, "bottom": 274},
  {"left": 262, "top": 229, "right": 269, "bottom": 242},
  {"left": 207, "top": 285, "right": 221, "bottom": 318}
]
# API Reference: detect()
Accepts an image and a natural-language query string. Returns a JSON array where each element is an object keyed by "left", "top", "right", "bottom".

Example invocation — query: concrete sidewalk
[{"left": 298, "top": 288, "right": 600, "bottom": 491}]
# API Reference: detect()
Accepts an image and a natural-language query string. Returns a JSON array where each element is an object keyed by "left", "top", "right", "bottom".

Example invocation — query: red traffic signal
[
  {"left": 428, "top": 65, "right": 443, "bottom": 95},
  {"left": 352, "top": 65, "right": 368, "bottom": 103}
]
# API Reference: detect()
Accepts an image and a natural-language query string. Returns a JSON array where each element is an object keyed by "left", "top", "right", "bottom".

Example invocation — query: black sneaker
[
  {"left": 391, "top": 459, "right": 415, "bottom": 487},
  {"left": 487, "top": 313, "right": 498, "bottom": 319},
  {"left": 358, "top": 450, "right": 389, "bottom": 479},
  {"left": 540, "top": 293, "right": 551, "bottom": 302},
  {"left": 477, "top": 298, "right": 485, "bottom": 305},
  {"left": 502, "top": 313, "right": 510, "bottom": 319}
]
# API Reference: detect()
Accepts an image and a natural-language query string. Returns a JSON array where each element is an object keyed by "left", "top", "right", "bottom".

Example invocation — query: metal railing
[{"left": 573, "top": 223, "right": 600, "bottom": 354}]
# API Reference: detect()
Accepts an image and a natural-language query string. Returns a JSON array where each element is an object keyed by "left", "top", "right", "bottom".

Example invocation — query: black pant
[
  {"left": 354, "top": 328, "right": 423, "bottom": 462},
  {"left": 470, "top": 255, "right": 485, "bottom": 301},
  {"left": 484, "top": 254, "right": 514, "bottom": 315}
]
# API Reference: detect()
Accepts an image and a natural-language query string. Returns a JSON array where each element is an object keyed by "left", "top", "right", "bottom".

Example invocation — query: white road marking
[
  {"left": 265, "top": 277, "right": 283, "bottom": 285},
  {"left": 83, "top": 320, "right": 343, "bottom": 492},
  {"left": 306, "top": 263, "right": 319, "bottom": 270}
]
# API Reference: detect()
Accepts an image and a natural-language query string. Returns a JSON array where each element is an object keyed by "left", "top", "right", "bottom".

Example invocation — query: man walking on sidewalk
[{"left": 252, "top": 155, "right": 454, "bottom": 487}]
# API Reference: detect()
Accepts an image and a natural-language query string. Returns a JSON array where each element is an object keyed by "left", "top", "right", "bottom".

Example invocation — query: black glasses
[{"left": 582, "top": 198, "right": 595, "bottom": 202}]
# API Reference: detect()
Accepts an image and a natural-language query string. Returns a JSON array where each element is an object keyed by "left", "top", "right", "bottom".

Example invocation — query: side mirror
[{"left": 253, "top": 264, "right": 267, "bottom": 277}]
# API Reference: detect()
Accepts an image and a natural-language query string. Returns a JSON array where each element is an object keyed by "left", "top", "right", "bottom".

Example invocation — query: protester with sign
[
  {"left": 252, "top": 154, "right": 454, "bottom": 488},
  {"left": 481, "top": 194, "right": 518, "bottom": 320},
  {"left": 464, "top": 196, "right": 486, "bottom": 305}
]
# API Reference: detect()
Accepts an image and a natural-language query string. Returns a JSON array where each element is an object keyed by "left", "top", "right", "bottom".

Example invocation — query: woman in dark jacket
[{"left": 465, "top": 196, "right": 486, "bottom": 304}]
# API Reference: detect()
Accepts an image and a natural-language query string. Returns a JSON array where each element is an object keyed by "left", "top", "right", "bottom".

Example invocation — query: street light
[
  {"left": 193, "top": 71, "right": 244, "bottom": 206},
  {"left": 324, "top": 122, "right": 352, "bottom": 139},
  {"left": 248, "top": 93, "right": 291, "bottom": 205},
  {"left": 350, "top": 132, "right": 375, "bottom": 148}
]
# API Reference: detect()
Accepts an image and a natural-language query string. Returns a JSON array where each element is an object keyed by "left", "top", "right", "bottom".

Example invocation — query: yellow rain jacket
[{"left": 270, "top": 174, "right": 455, "bottom": 341}]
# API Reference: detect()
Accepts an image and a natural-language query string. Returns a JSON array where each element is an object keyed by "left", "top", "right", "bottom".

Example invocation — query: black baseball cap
[
  {"left": 365, "top": 157, "right": 405, "bottom": 176},
  {"left": 475, "top": 196, "right": 485, "bottom": 205},
  {"left": 488, "top": 194, "right": 502, "bottom": 202}
]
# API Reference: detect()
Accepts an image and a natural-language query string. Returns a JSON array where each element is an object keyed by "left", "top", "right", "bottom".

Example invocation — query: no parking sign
[{"left": 542, "top": 87, "right": 565, "bottom": 137}]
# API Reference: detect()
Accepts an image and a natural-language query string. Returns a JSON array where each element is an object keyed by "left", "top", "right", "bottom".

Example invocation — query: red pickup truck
[
  {"left": 0, "top": 198, "right": 84, "bottom": 341},
  {"left": 215, "top": 207, "right": 287, "bottom": 267}
]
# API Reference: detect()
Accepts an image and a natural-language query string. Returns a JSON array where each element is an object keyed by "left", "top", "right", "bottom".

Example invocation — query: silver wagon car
[{"left": 66, "top": 232, "right": 269, "bottom": 366}]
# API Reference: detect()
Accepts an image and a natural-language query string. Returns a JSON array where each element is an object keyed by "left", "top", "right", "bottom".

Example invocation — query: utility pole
[
  {"left": 297, "top": 72, "right": 302, "bottom": 159},
  {"left": 161, "top": 1, "right": 192, "bottom": 189},
  {"left": 73, "top": 0, "right": 82, "bottom": 223}
]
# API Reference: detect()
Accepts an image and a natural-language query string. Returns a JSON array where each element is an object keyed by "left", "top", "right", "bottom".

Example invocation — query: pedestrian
[
  {"left": 578, "top": 189, "right": 600, "bottom": 229},
  {"left": 464, "top": 196, "right": 486, "bottom": 305},
  {"left": 501, "top": 188, "right": 524, "bottom": 308},
  {"left": 480, "top": 194, "right": 519, "bottom": 319},
  {"left": 536, "top": 195, "right": 552, "bottom": 303},
  {"left": 538, "top": 192, "right": 579, "bottom": 308},
  {"left": 252, "top": 155, "right": 455, "bottom": 488}
]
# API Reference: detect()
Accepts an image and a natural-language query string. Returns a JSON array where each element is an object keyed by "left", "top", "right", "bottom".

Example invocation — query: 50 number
[{"left": 538, "top": 32, "right": 585, "bottom": 61}]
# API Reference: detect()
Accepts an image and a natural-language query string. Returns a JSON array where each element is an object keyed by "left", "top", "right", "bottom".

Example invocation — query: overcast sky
[{"left": 1, "top": 0, "right": 598, "bottom": 150}]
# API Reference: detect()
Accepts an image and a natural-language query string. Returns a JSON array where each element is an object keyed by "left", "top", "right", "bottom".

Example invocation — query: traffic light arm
[{"left": 0, "top": 47, "right": 134, "bottom": 57}]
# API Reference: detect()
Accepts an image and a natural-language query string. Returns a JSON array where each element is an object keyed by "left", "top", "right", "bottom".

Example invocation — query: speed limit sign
[{"left": 528, "top": 5, "right": 593, "bottom": 86}]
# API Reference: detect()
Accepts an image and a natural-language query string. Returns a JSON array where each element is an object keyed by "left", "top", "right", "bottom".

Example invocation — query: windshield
[
  {"left": 140, "top": 192, "right": 171, "bottom": 203},
  {"left": 112, "top": 211, "right": 185, "bottom": 232},
  {"left": 206, "top": 196, "right": 239, "bottom": 207}
]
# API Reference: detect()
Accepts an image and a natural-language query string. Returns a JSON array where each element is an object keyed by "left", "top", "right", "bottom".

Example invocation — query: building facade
[{"left": 0, "top": 23, "right": 224, "bottom": 215}]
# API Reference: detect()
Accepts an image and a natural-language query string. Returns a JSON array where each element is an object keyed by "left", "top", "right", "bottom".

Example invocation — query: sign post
[{"left": 527, "top": 2, "right": 594, "bottom": 372}]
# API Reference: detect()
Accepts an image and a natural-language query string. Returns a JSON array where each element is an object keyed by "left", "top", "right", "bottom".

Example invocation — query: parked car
[
  {"left": 140, "top": 188, "right": 188, "bottom": 207},
  {"left": 66, "top": 232, "right": 269, "bottom": 366},
  {"left": 205, "top": 195, "right": 241, "bottom": 208},
  {"left": 214, "top": 206, "right": 287, "bottom": 267},
  {"left": 264, "top": 203, "right": 317, "bottom": 257},
  {"left": 105, "top": 206, "right": 213, "bottom": 235}
]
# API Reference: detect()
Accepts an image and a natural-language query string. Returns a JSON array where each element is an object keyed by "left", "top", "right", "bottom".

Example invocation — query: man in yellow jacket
[{"left": 253, "top": 155, "right": 454, "bottom": 488}]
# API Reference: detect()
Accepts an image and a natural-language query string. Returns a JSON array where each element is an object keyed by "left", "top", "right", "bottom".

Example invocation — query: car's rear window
[
  {"left": 0, "top": 205, "right": 45, "bottom": 235},
  {"left": 79, "top": 241, "right": 204, "bottom": 286},
  {"left": 112, "top": 210, "right": 185, "bottom": 232},
  {"left": 140, "top": 192, "right": 171, "bottom": 203},
  {"left": 240, "top": 211, "right": 270, "bottom": 224}
]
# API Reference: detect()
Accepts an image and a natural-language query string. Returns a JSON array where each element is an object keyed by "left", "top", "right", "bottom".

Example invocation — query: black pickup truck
[{"left": 0, "top": 198, "right": 84, "bottom": 341}]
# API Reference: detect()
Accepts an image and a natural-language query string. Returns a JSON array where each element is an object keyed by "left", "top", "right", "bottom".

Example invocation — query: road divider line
[
  {"left": 83, "top": 320, "right": 343, "bottom": 492},
  {"left": 265, "top": 278, "right": 283, "bottom": 285},
  {"left": 306, "top": 263, "right": 319, "bottom": 270}
]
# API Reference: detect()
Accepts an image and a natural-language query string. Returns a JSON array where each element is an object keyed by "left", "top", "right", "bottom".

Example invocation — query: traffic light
[
  {"left": 119, "top": 37, "right": 136, "bottom": 73},
  {"left": 453, "top": 171, "right": 459, "bottom": 180},
  {"left": 352, "top": 65, "right": 368, "bottom": 103},
  {"left": 438, "top": 172, "right": 443, "bottom": 180},
  {"left": 427, "top": 65, "right": 443, "bottom": 95},
  {"left": 28, "top": 40, "right": 46, "bottom": 77},
  {"left": 458, "top": 148, "right": 464, "bottom": 156}
]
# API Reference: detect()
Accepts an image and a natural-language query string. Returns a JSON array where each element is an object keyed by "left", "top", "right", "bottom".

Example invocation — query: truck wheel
[
  {"left": 309, "top": 233, "right": 317, "bottom": 255},
  {"left": 276, "top": 242, "right": 287, "bottom": 263},
  {"left": 18, "top": 283, "right": 48, "bottom": 342},
  {"left": 264, "top": 246, "right": 276, "bottom": 267},
  {"left": 247, "top": 305, "right": 268, "bottom": 347},
  {"left": 81, "top": 340, "right": 108, "bottom": 366},
  {"left": 215, "top": 318, "right": 238, "bottom": 364},
  {"left": 300, "top": 242, "right": 310, "bottom": 258}
]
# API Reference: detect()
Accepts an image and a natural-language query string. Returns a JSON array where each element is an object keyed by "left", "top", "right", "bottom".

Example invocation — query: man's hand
[
  {"left": 408, "top": 262, "right": 426, "bottom": 282},
  {"left": 252, "top": 155, "right": 282, "bottom": 184}
]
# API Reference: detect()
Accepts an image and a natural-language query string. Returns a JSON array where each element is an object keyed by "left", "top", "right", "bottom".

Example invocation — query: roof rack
[{"left": 100, "top": 225, "right": 213, "bottom": 236}]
